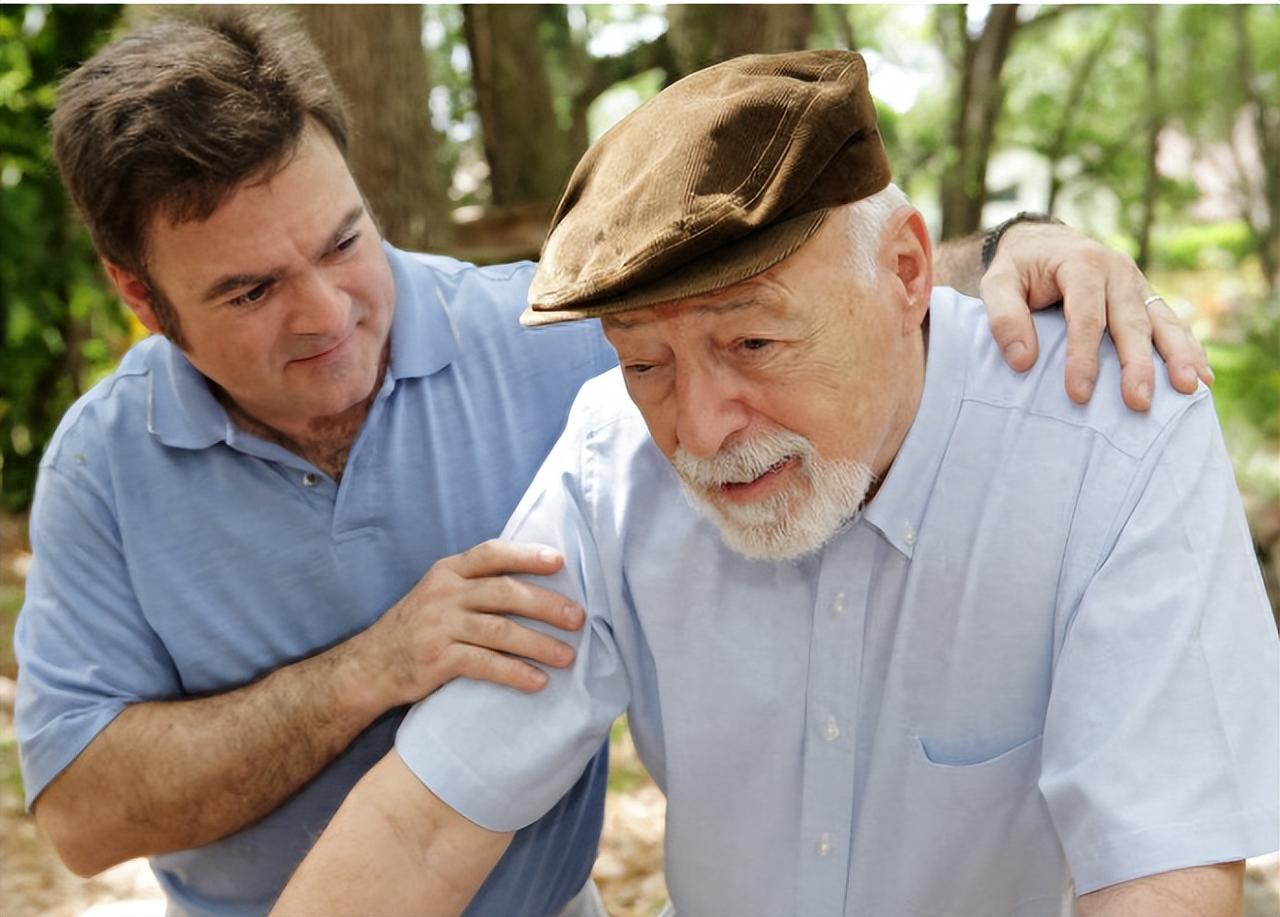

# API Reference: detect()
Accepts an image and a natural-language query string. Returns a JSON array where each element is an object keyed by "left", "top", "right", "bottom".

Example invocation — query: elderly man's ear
[{"left": 880, "top": 207, "right": 933, "bottom": 334}]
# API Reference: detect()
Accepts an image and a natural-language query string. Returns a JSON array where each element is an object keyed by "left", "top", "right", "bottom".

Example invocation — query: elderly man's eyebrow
[{"left": 200, "top": 205, "right": 366, "bottom": 303}]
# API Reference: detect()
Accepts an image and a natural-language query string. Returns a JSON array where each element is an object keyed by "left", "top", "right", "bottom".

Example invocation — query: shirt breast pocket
[{"left": 903, "top": 733, "right": 1070, "bottom": 917}]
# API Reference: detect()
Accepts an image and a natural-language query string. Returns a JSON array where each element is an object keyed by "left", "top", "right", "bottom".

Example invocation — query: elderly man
[{"left": 276, "top": 51, "right": 1279, "bottom": 916}]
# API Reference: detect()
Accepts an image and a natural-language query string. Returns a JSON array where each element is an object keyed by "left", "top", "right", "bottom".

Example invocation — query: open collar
[{"left": 860, "top": 289, "right": 969, "bottom": 559}]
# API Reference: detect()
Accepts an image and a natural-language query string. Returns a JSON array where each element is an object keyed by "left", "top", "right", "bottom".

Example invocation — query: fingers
[
  {"left": 979, "top": 266, "right": 1040, "bottom": 373},
  {"left": 1104, "top": 273, "right": 1156, "bottom": 412},
  {"left": 466, "top": 574, "right": 585, "bottom": 631},
  {"left": 1056, "top": 261, "right": 1108, "bottom": 404},
  {"left": 982, "top": 218, "right": 1211, "bottom": 407},
  {"left": 448, "top": 539, "right": 565, "bottom": 579},
  {"left": 443, "top": 645, "right": 551, "bottom": 693},
  {"left": 457, "top": 605, "right": 576, "bottom": 667},
  {"left": 440, "top": 579, "right": 584, "bottom": 692},
  {"left": 1147, "top": 296, "right": 1213, "bottom": 393}
]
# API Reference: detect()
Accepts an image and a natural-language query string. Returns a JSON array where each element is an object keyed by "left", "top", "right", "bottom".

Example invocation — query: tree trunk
[
  {"left": 297, "top": 5, "right": 450, "bottom": 251},
  {"left": 939, "top": 4, "right": 1020, "bottom": 240},
  {"left": 666, "top": 4, "right": 814, "bottom": 79},
  {"left": 463, "top": 4, "right": 577, "bottom": 207},
  {"left": 1135, "top": 6, "right": 1162, "bottom": 271}
]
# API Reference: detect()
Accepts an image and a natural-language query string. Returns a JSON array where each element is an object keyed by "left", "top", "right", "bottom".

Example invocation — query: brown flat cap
[{"left": 523, "top": 50, "right": 891, "bottom": 326}]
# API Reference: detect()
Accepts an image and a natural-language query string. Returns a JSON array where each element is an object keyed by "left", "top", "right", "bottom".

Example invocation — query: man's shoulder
[
  {"left": 566, "top": 368, "right": 645, "bottom": 439},
  {"left": 41, "top": 336, "right": 163, "bottom": 471},
  {"left": 388, "top": 246, "right": 613, "bottom": 370},
  {"left": 538, "top": 368, "right": 655, "bottom": 477},
  {"left": 936, "top": 287, "right": 1210, "bottom": 460},
  {"left": 392, "top": 247, "right": 535, "bottom": 300}
]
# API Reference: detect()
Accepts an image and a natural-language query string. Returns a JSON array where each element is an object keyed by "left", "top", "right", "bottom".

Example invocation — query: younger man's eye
[{"left": 230, "top": 282, "right": 271, "bottom": 306}]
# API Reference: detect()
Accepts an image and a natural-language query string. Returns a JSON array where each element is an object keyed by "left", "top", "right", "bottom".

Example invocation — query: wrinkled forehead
[{"left": 600, "top": 278, "right": 792, "bottom": 336}]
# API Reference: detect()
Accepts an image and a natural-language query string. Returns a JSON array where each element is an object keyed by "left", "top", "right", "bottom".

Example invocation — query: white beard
[{"left": 672, "top": 427, "right": 875, "bottom": 561}]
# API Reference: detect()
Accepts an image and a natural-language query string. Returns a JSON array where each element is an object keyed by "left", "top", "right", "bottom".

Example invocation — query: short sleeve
[
  {"left": 395, "top": 408, "right": 631, "bottom": 831},
  {"left": 15, "top": 464, "right": 181, "bottom": 808},
  {"left": 1039, "top": 398, "right": 1280, "bottom": 893}
]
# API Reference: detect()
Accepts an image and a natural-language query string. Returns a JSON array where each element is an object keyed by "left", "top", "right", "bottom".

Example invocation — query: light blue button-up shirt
[
  {"left": 15, "top": 246, "right": 618, "bottom": 916},
  {"left": 399, "top": 288, "right": 1279, "bottom": 916}
]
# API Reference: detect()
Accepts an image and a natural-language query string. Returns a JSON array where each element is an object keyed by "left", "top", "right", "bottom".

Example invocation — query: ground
[{"left": 1, "top": 511, "right": 1275, "bottom": 916}]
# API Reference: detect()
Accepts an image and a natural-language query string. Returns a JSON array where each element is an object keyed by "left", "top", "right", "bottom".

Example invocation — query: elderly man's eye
[
  {"left": 625, "top": 362, "right": 657, "bottom": 376},
  {"left": 741, "top": 338, "right": 772, "bottom": 351}
]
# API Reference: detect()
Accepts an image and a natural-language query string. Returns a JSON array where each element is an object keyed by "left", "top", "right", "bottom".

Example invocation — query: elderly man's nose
[{"left": 674, "top": 370, "right": 750, "bottom": 459}]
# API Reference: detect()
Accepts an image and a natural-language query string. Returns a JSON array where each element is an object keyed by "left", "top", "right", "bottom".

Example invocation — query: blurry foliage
[
  {"left": 1155, "top": 221, "right": 1256, "bottom": 273},
  {"left": 1209, "top": 304, "right": 1280, "bottom": 450},
  {"left": 0, "top": 5, "right": 127, "bottom": 511}
]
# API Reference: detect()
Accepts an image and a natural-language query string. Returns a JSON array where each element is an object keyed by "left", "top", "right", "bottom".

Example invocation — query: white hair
[{"left": 842, "top": 182, "right": 910, "bottom": 288}]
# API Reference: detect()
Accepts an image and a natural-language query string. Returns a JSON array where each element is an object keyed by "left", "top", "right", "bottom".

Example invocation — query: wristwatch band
[{"left": 981, "top": 211, "right": 1064, "bottom": 269}]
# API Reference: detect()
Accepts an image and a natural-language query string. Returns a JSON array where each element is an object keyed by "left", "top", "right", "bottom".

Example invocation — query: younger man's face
[{"left": 117, "top": 125, "right": 396, "bottom": 438}]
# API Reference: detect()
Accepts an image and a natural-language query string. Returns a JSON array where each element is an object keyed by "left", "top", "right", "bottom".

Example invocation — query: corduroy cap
[{"left": 522, "top": 49, "right": 891, "bottom": 326}]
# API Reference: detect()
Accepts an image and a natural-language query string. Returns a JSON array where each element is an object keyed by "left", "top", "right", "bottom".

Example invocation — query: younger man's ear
[
  {"left": 103, "top": 261, "right": 163, "bottom": 336},
  {"left": 881, "top": 207, "right": 933, "bottom": 333}
]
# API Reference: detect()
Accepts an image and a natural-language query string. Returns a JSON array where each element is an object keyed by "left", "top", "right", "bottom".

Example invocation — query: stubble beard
[{"left": 672, "top": 427, "right": 875, "bottom": 562}]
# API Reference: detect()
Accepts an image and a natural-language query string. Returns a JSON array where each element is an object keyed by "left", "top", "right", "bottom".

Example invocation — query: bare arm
[
  {"left": 273, "top": 751, "right": 511, "bottom": 916},
  {"left": 932, "top": 231, "right": 988, "bottom": 299},
  {"left": 1077, "top": 862, "right": 1244, "bottom": 917},
  {"left": 34, "top": 540, "right": 583, "bottom": 876},
  {"left": 935, "top": 225, "right": 1212, "bottom": 411}
]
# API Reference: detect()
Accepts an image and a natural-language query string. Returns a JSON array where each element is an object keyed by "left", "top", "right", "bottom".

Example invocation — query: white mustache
[
  {"left": 670, "top": 426, "right": 877, "bottom": 561},
  {"left": 672, "top": 428, "right": 815, "bottom": 488}
]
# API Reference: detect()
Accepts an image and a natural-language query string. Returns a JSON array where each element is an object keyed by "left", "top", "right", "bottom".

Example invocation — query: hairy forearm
[
  {"left": 273, "top": 752, "right": 512, "bottom": 916},
  {"left": 932, "top": 232, "right": 985, "bottom": 296},
  {"left": 34, "top": 640, "right": 383, "bottom": 875},
  {"left": 1077, "top": 862, "right": 1245, "bottom": 917}
]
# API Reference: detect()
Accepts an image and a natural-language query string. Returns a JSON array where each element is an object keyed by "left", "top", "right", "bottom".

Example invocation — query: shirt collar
[
  {"left": 146, "top": 243, "right": 460, "bottom": 449},
  {"left": 860, "top": 288, "right": 968, "bottom": 558},
  {"left": 384, "top": 243, "right": 460, "bottom": 381}
]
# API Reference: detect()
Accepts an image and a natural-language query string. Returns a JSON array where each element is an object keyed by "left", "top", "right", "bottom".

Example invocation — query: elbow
[{"left": 33, "top": 798, "right": 129, "bottom": 877}]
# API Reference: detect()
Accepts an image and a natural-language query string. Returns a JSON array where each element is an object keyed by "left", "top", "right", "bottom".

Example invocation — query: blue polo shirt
[
  {"left": 399, "top": 288, "right": 1279, "bottom": 915},
  {"left": 15, "top": 246, "right": 618, "bottom": 916}
]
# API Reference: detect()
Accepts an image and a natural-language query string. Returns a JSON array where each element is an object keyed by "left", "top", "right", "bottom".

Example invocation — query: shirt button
[
  {"left": 816, "top": 832, "right": 832, "bottom": 857},
  {"left": 822, "top": 715, "right": 840, "bottom": 742},
  {"left": 302, "top": 473, "right": 320, "bottom": 487},
  {"left": 831, "top": 591, "right": 847, "bottom": 618},
  {"left": 904, "top": 521, "right": 916, "bottom": 545}
]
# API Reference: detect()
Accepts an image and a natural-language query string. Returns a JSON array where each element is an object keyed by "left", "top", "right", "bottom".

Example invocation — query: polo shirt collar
[
  {"left": 384, "top": 243, "right": 460, "bottom": 381},
  {"left": 860, "top": 289, "right": 968, "bottom": 559},
  {"left": 145, "top": 243, "right": 461, "bottom": 449}
]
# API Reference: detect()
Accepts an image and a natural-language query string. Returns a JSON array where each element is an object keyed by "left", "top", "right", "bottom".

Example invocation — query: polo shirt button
[
  {"left": 816, "top": 832, "right": 832, "bottom": 857},
  {"left": 822, "top": 715, "right": 840, "bottom": 742},
  {"left": 302, "top": 473, "right": 320, "bottom": 487},
  {"left": 831, "top": 592, "right": 847, "bottom": 618},
  {"left": 904, "top": 521, "right": 916, "bottom": 545}
]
